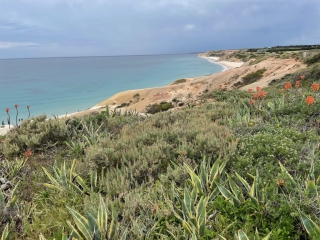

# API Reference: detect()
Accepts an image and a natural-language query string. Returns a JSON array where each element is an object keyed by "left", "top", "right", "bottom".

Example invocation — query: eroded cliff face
[
  {"left": 198, "top": 50, "right": 243, "bottom": 62},
  {"left": 95, "top": 53, "right": 306, "bottom": 113}
]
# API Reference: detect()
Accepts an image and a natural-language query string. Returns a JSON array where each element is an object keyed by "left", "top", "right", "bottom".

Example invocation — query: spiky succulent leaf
[
  {"left": 185, "top": 164, "right": 203, "bottom": 194},
  {"left": 98, "top": 195, "right": 108, "bottom": 232},
  {"left": 235, "top": 172, "right": 250, "bottom": 192},
  {"left": 279, "top": 162, "right": 297, "bottom": 188},
  {"left": 262, "top": 231, "right": 272, "bottom": 240},
  {"left": 0, "top": 190, "right": 5, "bottom": 209},
  {"left": 67, "top": 220, "right": 83, "bottom": 239},
  {"left": 66, "top": 206, "right": 93, "bottom": 239},
  {"left": 216, "top": 182, "right": 240, "bottom": 206},
  {"left": 1, "top": 224, "right": 9, "bottom": 240},
  {"left": 42, "top": 167, "right": 62, "bottom": 189},
  {"left": 236, "top": 230, "right": 249, "bottom": 240},
  {"left": 300, "top": 211, "right": 320, "bottom": 238}
]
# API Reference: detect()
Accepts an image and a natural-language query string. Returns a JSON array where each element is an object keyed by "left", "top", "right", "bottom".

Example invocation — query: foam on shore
[{"left": 200, "top": 56, "right": 244, "bottom": 71}]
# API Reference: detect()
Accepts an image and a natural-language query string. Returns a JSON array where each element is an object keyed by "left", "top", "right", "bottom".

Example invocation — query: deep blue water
[{"left": 0, "top": 54, "right": 222, "bottom": 122}]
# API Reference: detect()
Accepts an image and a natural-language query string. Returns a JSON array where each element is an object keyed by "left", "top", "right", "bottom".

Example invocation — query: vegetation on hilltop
[
  {"left": 2, "top": 52, "right": 320, "bottom": 239},
  {"left": 206, "top": 44, "right": 320, "bottom": 63}
]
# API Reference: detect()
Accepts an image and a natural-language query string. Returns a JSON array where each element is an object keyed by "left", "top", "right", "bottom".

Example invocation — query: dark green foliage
[
  {"left": 171, "top": 78, "right": 186, "bottom": 85},
  {"left": 207, "top": 90, "right": 250, "bottom": 102},
  {"left": 304, "top": 53, "right": 320, "bottom": 66},
  {"left": 242, "top": 68, "right": 267, "bottom": 84},
  {"left": 145, "top": 101, "right": 174, "bottom": 114},
  {"left": 3, "top": 58, "right": 320, "bottom": 239},
  {"left": 3, "top": 114, "right": 67, "bottom": 158}
]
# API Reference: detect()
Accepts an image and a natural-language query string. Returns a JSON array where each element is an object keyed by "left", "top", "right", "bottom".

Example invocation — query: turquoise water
[{"left": 0, "top": 54, "right": 222, "bottom": 122}]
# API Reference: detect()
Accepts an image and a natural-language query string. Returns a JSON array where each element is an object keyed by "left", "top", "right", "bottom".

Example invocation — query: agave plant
[
  {"left": 66, "top": 195, "right": 118, "bottom": 240},
  {"left": 0, "top": 182, "right": 19, "bottom": 221},
  {"left": 43, "top": 160, "right": 103, "bottom": 194},
  {"left": 278, "top": 161, "right": 320, "bottom": 239},
  {"left": 216, "top": 169, "right": 269, "bottom": 208},
  {"left": 168, "top": 157, "right": 227, "bottom": 237},
  {"left": 42, "top": 160, "right": 87, "bottom": 194},
  {"left": 219, "top": 229, "right": 272, "bottom": 240},
  {"left": 1, "top": 224, "right": 9, "bottom": 240}
]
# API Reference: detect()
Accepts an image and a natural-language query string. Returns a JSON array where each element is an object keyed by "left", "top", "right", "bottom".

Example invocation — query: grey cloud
[{"left": 0, "top": 0, "right": 319, "bottom": 58}]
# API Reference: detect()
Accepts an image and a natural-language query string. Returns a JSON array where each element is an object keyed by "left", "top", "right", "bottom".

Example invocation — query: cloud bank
[{"left": 0, "top": 0, "right": 319, "bottom": 58}]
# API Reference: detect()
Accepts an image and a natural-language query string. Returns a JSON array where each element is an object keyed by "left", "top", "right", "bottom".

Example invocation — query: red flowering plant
[
  {"left": 284, "top": 82, "right": 292, "bottom": 91},
  {"left": 5, "top": 107, "right": 10, "bottom": 129},
  {"left": 306, "top": 96, "right": 315, "bottom": 106},
  {"left": 25, "top": 149, "right": 32, "bottom": 158},
  {"left": 4, "top": 104, "right": 31, "bottom": 129},
  {"left": 311, "top": 83, "right": 320, "bottom": 92}
]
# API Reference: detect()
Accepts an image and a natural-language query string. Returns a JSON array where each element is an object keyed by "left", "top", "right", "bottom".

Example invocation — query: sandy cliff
[{"left": 95, "top": 54, "right": 305, "bottom": 113}]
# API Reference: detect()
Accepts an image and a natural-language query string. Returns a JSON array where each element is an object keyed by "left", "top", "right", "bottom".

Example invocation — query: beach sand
[
  {"left": 0, "top": 55, "right": 306, "bottom": 135},
  {"left": 200, "top": 56, "right": 244, "bottom": 71}
]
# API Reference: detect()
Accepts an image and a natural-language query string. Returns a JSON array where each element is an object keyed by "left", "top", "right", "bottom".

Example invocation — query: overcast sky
[{"left": 0, "top": 0, "right": 319, "bottom": 58}]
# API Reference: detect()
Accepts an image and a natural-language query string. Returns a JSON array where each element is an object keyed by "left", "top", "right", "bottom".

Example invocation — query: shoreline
[
  {"left": 0, "top": 55, "right": 244, "bottom": 136},
  {"left": 199, "top": 56, "right": 244, "bottom": 71}
]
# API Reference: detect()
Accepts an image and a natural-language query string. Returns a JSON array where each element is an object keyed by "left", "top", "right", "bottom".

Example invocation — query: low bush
[
  {"left": 171, "top": 79, "right": 186, "bottom": 85},
  {"left": 3, "top": 114, "right": 67, "bottom": 159},
  {"left": 242, "top": 68, "right": 267, "bottom": 84},
  {"left": 145, "top": 101, "right": 174, "bottom": 114},
  {"left": 304, "top": 52, "right": 320, "bottom": 66}
]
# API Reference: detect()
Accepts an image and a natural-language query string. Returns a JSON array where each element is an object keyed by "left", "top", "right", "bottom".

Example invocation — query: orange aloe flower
[
  {"left": 279, "top": 89, "right": 283, "bottom": 93},
  {"left": 25, "top": 149, "right": 32, "bottom": 157},
  {"left": 284, "top": 82, "right": 292, "bottom": 90},
  {"left": 5, "top": 108, "right": 9, "bottom": 113},
  {"left": 253, "top": 93, "right": 259, "bottom": 99},
  {"left": 258, "top": 91, "right": 267, "bottom": 99},
  {"left": 15, "top": 104, "right": 18, "bottom": 108},
  {"left": 300, "top": 75, "right": 305, "bottom": 80},
  {"left": 248, "top": 88, "right": 253, "bottom": 93},
  {"left": 256, "top": 86, "right": 261, "bottom": 92},
  {"left": 311, "top": 83, "right": 320, "bottom": 92},
  {"left": 250, "top": 99, "right": 255, "bottom": 105},
  {"left": 306, "top": 96, "right": 315, "bottom": 106},
  {"left": 295, "top": 81, "right": 300, "bottom": 89}
]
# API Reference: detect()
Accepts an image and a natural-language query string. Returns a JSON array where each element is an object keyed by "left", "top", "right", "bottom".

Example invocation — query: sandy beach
[
  {"left": 0, "top": 53, "right": 306, "bottom": 135},
  {"left": 199, "top": 56, "right": 244, "bottom": 71}
]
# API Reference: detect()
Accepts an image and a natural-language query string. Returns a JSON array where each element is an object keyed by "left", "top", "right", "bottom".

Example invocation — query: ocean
[{"left": 0, "top": 54, "right": 222, "bottom": 123}]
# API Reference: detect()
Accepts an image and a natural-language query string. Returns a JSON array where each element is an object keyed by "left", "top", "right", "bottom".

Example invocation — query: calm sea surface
[{"left": 0, "top": 54, "right": 222, "bottom": 122}]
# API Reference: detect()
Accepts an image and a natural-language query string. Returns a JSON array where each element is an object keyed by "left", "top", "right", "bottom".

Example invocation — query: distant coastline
[{"left": 199, "top": 56, "right": 244, "bottom": 71}]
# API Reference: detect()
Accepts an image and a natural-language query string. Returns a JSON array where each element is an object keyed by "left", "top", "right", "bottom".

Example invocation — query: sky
[{"left": 0, "top": 0, "right": 319, "bottom": 58}]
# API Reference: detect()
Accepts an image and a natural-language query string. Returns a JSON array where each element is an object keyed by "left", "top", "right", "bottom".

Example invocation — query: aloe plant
[
  {"left": 219, "top": 229, "right": 272, "bottom": 240},
  {"left": 43, "top": 160, "right": 104, "bottom": 195},
  {"left": 170, "top": 187, "right": 209, "bottom": 237},
  {"left": 0, "top": 182, "right": 19, "bottom": 216},
  {"left": 278, "top": 162, "right": 320, "bottom": 239},
  {"left": 1, "top": 224, "right": 9, "bottom": 240},
  {"left": 66, "top": 195, "right": 117, "bottom": 240},
  {"left": 169, "top": 157, "right": 226, "bottom": 237},
  {"left": 216, "top": 169, "right": 269, "bottom": 208},
  {"left": 5, "top": 158, "right": 27, "bottom": 180},
  {"left": 184, "top": 156, "right": 226, "bottom": 201},
  {"left": 42, "top": 160, "right": 87, "bottom": 194}
]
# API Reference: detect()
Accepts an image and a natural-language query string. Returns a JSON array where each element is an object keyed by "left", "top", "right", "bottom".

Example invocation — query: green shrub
[
  {"left": 145, "top": 102, "right": 174, "bottom": 114},
  {"left": 231, "top": 128, "right": 316, "bottom": 180},
  {"left": 304, "top": 53, "right": 320, "bottom": 66},
  {"left": 242, "top": 68, "right": 267, "bottom": 85},
  {"left": 171, "top": 79, "right": 187, "bottom": 85},
  {"left": 3, "top": 114, "right": 67, "bottom": 159}
]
